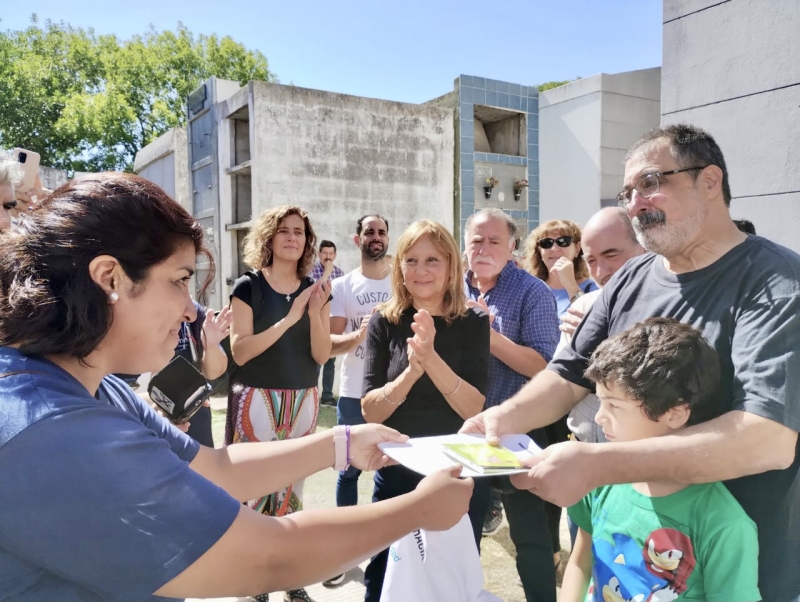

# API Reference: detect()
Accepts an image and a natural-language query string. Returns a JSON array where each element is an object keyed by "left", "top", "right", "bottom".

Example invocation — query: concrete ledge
[{"left": 133, "top": 128, "right": 187, "bottom": 172}]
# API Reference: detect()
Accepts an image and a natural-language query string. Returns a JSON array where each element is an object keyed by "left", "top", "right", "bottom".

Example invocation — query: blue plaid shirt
[
  {"left": 310, "top": 262, "right": 344, "bottom": 282},
  {"left": 465, "top": 261, "right": 559, "bottom": 407}
]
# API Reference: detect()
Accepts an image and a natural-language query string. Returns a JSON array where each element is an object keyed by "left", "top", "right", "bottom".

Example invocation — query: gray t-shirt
[{"left": 550, "top": 235, "right": 800, "bottom": 602}]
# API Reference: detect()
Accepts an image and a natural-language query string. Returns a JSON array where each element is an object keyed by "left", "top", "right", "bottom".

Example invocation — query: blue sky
[{"left": 2, "top": 0, "right": 663, "bottom": 104}]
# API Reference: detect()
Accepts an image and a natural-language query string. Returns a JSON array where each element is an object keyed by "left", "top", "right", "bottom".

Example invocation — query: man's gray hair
[
  {"left": 0, "top": 152, "right": 24, "bottom": 189},
  {"left": 465, "top": 208, "right": 517, "bottom": 241}
]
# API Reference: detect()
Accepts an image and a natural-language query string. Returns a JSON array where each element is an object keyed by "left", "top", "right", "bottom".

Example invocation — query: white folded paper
[{"left": 378, "top": 433, "right": 540, "bottom": 478}]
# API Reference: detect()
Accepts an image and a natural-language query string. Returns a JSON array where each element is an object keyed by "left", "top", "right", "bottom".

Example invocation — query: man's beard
[
  {"left": 361, "top": 241, "right": 386, "bottom": 260},
  {"left": 632, "top": 207, "right": 705, "bottom": 257}
]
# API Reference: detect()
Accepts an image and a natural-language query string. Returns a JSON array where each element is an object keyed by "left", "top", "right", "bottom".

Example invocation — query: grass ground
[{"left": 210, "top": 405, "right": 571, "bottom": 601}]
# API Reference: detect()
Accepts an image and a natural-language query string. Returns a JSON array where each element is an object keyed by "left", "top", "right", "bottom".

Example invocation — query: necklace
[{"left": 263, "top": 269, "right": 297, "bottom": 302}]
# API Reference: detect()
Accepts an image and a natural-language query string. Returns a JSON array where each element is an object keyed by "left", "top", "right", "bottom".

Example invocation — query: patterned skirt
[{"left": 225, "top": 383, "right": 319, "bottom": 517}]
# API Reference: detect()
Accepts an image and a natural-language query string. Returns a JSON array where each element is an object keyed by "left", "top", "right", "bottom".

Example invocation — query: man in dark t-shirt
[{"left": 462, "top": 124, "right": 800, "bottom": 602}]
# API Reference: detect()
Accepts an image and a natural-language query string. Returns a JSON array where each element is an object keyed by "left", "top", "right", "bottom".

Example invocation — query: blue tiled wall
[{"left": 457, "top": 74, "right": 539, "bottom": 243}]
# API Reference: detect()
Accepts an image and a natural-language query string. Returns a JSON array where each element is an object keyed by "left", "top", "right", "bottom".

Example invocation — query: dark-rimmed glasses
[
  {"left": 617, "top": 166, "right": 707, "bottom": 206},
  {"left": 538, "top": 236, "right": 573, "bottom": 249}
]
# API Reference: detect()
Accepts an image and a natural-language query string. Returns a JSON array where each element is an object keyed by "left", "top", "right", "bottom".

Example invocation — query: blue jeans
[
  {"left": 321, "top": 357, "right": 336, "bottom": 400},
  {"left": 335, "top": 396, "right": 366, "bottom": 507}
]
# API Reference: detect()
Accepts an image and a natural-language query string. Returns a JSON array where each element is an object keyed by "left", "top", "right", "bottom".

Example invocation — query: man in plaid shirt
[
  {"left": 310, "top": 240, "right": 344, "bottom": 405},
  {"left": 464, "top": 208, "right": 560, "bottom": 602}
]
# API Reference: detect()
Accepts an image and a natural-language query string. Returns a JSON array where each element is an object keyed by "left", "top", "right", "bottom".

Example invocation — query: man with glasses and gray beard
[{"left": 462, "top": 123, "right": 800, "bottom": 602}]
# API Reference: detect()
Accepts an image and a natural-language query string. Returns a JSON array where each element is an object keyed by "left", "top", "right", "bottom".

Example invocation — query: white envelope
[{"left": 378, "top": 433, "right": 540, "bottom": 478}]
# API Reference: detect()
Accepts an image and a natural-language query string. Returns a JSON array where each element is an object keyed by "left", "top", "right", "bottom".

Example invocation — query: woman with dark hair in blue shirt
[{"left": 0, "top": 173, "right": 474, "bottom": 601}]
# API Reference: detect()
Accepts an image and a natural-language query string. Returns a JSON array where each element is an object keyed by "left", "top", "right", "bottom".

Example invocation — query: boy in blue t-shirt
[{"left": 562, "top": 317, "right": 760, "bottom": 602}]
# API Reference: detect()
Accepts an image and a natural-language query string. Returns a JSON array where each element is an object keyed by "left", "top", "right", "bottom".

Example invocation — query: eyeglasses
[
  {"left": 538, "top": 236, "right": 573, "bottom": 249},
  {"left": 617, "top": 166, "right": 707, "bottom": 206}
]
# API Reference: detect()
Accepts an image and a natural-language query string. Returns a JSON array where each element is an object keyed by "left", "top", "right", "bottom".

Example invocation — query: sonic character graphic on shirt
[{"left": 589, "top": 528, "right": 697, "bottom": 602}]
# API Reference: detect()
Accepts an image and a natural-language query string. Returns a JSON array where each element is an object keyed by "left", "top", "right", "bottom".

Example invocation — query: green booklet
[{"left": 442, "top": 442, "right": 524, "bottom": 474}]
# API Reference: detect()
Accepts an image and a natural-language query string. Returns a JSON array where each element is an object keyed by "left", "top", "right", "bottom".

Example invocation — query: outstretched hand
[
  {"left": 509, "top": 440, "right": 600, "bottom": 507},
  {"left": 458, "top": 405, "right": 512, "bottom": 446},
  {"left": 414, "top": 465, "right": 474, "bottom": 531},
  {"left": 348, "top": 424, "right": 408, "bottom": 471}
]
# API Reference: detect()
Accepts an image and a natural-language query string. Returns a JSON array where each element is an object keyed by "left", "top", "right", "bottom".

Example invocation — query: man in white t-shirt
[
  {"left": 323, "top": 214, "right": 392, "bottom": 588},
  {"left": 558, "top": 207, "right": 644, "bottom": 445}
]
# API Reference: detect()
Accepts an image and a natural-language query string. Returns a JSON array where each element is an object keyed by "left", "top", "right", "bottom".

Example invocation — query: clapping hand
[
  {"left": 287, "top": 284, "right": 317, "bottom": 325},
  {"left": 406, "top": 309, "right": 436, "bottom": 365},
  {"left": 308, "top": 279, "right": 330, "bottom": 313},
  {"left": 356, "top": 314, "right": 371, "bottom": 342},
  {"left": 201, "top": 306, "right": 232, "bottom": 348},
  {"left": 466, "top": 294, "right": 495, "bottom": 324}
]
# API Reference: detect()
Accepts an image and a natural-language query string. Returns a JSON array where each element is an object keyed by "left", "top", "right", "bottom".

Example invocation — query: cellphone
[
  {"left": 12, "top": 148, "right": 41, "bottom": 192},
  {"left": 148, "top": 355, "right": 214, "bottom": 424}
]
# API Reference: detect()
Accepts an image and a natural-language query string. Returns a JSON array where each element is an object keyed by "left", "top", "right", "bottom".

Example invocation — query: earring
[{"left": 109, "top": 292, "right": 119, "bottom": 304}]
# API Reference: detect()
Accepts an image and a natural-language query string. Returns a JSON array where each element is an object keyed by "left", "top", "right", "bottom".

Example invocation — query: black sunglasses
[{"left": 538, "top": 235, "right": 573, "bottom": 249}]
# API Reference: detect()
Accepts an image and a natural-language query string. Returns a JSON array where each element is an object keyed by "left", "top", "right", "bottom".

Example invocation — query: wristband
[
  {"left": 346, "top": 424, "right": 351, "bottom": 471},
  {"left": 333, "top": 425, "right": 351, "bottom": 471}
]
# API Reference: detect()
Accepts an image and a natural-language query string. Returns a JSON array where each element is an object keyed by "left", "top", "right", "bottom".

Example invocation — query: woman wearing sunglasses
[
  {"left": 523, "top": 219, "right": 599, "bottom": 569},
  {"left": 524, "top": 219, "right": 598, "bottom": 318}
]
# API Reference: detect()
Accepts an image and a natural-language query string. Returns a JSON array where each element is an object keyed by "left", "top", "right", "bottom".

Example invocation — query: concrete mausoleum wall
[
  {"left": 539, "top": 68, "right": 661, "bottom": 228},
  {"left": 133, "top": 127, "right": 190, "bottom": 212},
  {"left": 248, "top": 82, "right": 455, "bottom": 273},
  {"left": 662, "top": 0, "right": 800, "bottom": 251}
]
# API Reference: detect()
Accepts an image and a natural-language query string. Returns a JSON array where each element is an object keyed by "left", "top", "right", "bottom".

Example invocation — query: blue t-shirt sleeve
[
  {"left": 0, "top": 404, "right": 240, "bottom": 600},
  {"left": 137, "top": 393, "right": 202, "bottom": 458}
]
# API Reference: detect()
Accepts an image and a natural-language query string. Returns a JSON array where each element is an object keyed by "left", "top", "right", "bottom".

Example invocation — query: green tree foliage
[
  {"left": 537, "top": 79, "right": 580, "bottom": 92},
  {"left": 0, "top": 15, "right": 274, "bottom": 171}
]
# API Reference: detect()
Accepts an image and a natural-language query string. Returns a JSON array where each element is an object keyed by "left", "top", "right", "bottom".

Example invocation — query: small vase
[
  {"left": 514, "top": 191, "right": 522, "bottom": 201},
  {"left": 484, "top": 186, "right": 493, "bottom": 199}
]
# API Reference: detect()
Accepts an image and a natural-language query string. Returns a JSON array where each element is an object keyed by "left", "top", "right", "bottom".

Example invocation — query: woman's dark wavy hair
[{"left": 0, "top": 172, "right": 214, "bottom": 359}]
